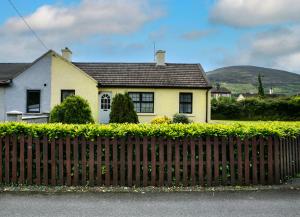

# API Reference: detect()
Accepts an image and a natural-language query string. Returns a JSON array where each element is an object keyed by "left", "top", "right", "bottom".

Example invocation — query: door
[{"left": 99, "top": 92, "right": 112, "bottom": 123}]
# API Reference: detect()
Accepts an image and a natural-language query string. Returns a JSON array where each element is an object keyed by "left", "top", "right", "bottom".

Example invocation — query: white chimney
[
  {"left": 61, "top": 47, "right": 72, "bottom": 61},
  {"left": 156, "top": 50, "right": 166, "bottom": 66}
]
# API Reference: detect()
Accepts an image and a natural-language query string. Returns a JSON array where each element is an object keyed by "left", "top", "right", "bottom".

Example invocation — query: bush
[
  {"left": 151, "top": 116, "right": 172, "bottom": 124},
  {"left": 0, "top": 122, "right": 300, "bottom": 139},
  {"left": 50, "top": 95, "right": 94, "bottom": 124},
  {"left": 172, "top": 113, "right": 191, "bottom": 123},
  {"left": 109, "top": 93, "right": 139, "bottom": 123},
  {"left": 211, "top": 96, "right": 300, "bottom": 121}
]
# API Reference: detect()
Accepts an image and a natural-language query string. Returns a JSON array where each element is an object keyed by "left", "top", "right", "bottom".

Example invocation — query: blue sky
[{"left": 1, "top": 0, "right": 300, "bottom": 73}]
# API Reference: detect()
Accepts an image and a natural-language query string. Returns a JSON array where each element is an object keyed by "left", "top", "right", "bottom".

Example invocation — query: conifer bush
[{"left": 109, "top": 93, "right": 139, "bottom": 123}]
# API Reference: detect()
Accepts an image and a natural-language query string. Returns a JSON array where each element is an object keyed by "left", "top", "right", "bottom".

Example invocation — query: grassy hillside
[{"left": 207, "top": 66, "right": 300, "bottom": 95}]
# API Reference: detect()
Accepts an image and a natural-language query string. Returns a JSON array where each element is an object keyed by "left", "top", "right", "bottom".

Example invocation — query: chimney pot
[
  {"left": 61, "top": 47, "right": 72, "bottom": 61},
  {"left": 156, "top": 50, "right": 166, "bottom": 66}
]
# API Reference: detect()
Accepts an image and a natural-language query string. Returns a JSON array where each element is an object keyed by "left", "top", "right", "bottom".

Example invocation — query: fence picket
[
  {"left": 237, "top": 138, "right": 243, "bottom": 185},
  {"left": 113, "top": 138, "right": 118, "bottom": 186},
  {"left": 198, "top": 138, "right": 204, "bottom": 186},
  {"left": 89, "top": 140, "right": 94, "bottom": 186},
  {"left": 105, "top": 138, "right": 110, "bottom": 186},
  {"left": 58, "top": 138, "right": 64, "bottom": 185},
  {"left": 12, "top": 135, "right": 17, "bottom": 183},
  {"left": 206, "top": 137, "right": 212, "bottom": 186},
  {"left": 127, "top": 138, "right": 133, "bottom": 187},
  {"left": 97, "top": 137, "right": 102, "bottom": 186},
  {"left": 213, "top": 137, "right": 219, "bottom": 186},
  {"left": 81, "top": 138, "right": 87, "bottom": 185},
  {"left": 143, "top": 137, "right": 148, "bottom": 187},
  {"left": 183, "top": 139, "right": 188, "bottom": 186},
  {"left": 51, "top": 139, "right": 56, "bottom": 186},
  {"left": 244, "top": 138, "right": 250, "bottom": 185},
  {"left": 5, "top": 136, "right": 9, "bottom": 183},
  {"left": 42, "top": 136, "right": 48, "bottom": 185},
  {"left": 73, "top": 137, "right": 79, "bottom": 186},
  {"left": 229, "top": 137, "right": 235, "bottom": 185},
  {"left": 268, "top": 137, "right": 274, "bottom": 184},
  {"left": 151, "top": 137, "right": 156, "bottom": 186},
  {"left": 135, "top": 138, "right": 140, "bottom": 187},
  {"left": 259, "top": 137, "right": 265, "bottom": 185},
  {"left": 221, "top": 137, "right": 227, "bottom": 185},
  {"left": 19, "top": 135, "right": 25, "bottom": 184},
  {"left": 27, "top": 136, "right": 33, "bottom": 185},
  {"left": 190, "top": 139, "right": 195, "bottom": 186},
  {"left": 252, "top": 137, "right": 258, "bottom": 185},
  {"left": 167, "top": 139, "right": 172, "bottom": 186}
]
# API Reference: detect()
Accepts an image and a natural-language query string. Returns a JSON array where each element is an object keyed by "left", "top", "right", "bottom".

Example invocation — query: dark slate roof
[
  {"left": 73, "top": 62, "right": 211, "bottom": 89},
  {"left": 211, "top": 86, "right": 231, "bottom": 94},
  {"left": 0, "top": 63, "right": 31, "bottom": 85}
]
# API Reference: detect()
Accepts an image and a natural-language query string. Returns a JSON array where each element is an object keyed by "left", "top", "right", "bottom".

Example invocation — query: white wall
[
  {"left": 0, "top": 87, "right": 5, "bottom": 121},
  {"left": 4, "top": 53, "right": 52, "bottom": 116}
]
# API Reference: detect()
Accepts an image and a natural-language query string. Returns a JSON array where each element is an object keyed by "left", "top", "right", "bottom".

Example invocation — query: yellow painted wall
[
  {"left": 51, "top": 55, "right": 99, "bottom": 121},
  {"left": 100, "top": 87, "right": 210, "bottom": 123}
]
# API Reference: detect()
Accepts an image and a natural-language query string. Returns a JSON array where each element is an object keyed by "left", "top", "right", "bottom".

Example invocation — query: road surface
[{"left": 0, "top": 190, "right": 300, "bottom": 217}]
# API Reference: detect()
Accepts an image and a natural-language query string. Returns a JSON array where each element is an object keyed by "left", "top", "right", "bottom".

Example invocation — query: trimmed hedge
[
  {"left": 212, "top": 96, "right": 300, "bottom": 121},
  {"left": 0, "top": 122, "right": 300, "bottom": 139}
]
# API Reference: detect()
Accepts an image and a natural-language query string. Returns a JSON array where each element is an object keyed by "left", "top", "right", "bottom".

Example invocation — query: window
[
  {"left": 128, "top": 92, "right": 154, "bottom": 113},
  {"left": 101, "top": 93, "right": 111, "bottom": 110},
  {"left": 179, "top": 93, "right": 192, "bottom": 114},
  {"left": 27, "top": 90, "right": 41, "bottom": 113},
  {"left": 61, "top": 90, "right": 75, "bottom": 102}
]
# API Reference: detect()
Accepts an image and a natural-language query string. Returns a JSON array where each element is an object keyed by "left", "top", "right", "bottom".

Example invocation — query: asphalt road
[{"left": 0, "top": 190, "right": 300, "bottom": 217}]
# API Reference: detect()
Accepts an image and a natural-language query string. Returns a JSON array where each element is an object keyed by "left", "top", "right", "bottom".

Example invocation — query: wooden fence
[{"left": 0, "top": 135, "right": 299, "bottom": 187}]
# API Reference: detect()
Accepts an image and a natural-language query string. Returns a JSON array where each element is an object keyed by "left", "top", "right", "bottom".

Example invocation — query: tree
[
  {"left": 50, "top": 95, "right": 94, "bottom": 124},
  {"left": 258, "top": 73, "right": 265, "bottom": 98},
  {"left": 109, "top": 93, "right": 139, "bottom": 123}
]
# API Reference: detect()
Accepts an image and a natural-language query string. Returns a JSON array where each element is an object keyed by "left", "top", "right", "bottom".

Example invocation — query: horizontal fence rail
[{"left": 0, "top": 135, "right": 299, "bottom": 186}]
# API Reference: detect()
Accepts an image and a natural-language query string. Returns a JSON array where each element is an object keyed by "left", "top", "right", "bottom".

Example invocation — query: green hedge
[
  {"left": 0, "top": 122, "right": 300, "bottom": 139},
  {"left": 212, "top": 96, "right": 300, "bottom": 121}
]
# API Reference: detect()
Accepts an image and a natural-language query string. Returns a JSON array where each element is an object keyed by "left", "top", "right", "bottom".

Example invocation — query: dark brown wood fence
[{"left": 0, "top": 135, "right": 299, "bottom": 186}]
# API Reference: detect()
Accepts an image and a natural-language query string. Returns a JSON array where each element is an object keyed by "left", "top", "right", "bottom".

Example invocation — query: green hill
[{"left": 207, "top": 66, "right": 300, "bottom": 95}]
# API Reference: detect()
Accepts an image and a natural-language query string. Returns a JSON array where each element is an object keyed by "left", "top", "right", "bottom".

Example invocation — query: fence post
[{"left": 274, "top": 136, "right": 280, "bottom": 184}]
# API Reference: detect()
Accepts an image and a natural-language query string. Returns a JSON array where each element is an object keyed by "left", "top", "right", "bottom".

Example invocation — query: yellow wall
[
  {"left": 100, "top": 87, "right": 210, "bottom": 123},
  {"left": 51, "top": 55, "right": 99, "bottom": 121}
]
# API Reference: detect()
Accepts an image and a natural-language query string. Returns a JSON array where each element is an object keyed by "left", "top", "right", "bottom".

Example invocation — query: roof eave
[{"left": 98, "top": 83, "right": 212, "bottom": 90}]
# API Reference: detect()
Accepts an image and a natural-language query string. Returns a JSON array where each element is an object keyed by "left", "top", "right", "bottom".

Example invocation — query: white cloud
[
  {"left": 210, "top": 0, "right": 300, "bottom": 27},
  {"left": 0, "top": 0, "right": 162, "bottom": 61},
  {"left": 223, "top": 26, "right": 300, "bottom": 73}
]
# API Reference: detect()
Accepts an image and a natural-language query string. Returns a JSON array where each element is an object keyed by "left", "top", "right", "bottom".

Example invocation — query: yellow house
[{"left": 0, "top": 48, "right": 212, "bottom": 123}]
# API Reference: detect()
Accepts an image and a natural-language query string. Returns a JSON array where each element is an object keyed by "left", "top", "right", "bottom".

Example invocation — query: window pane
[
  {"left": 27, "top": 90, "right": 40, "bottom": 113},
  {"left": 129, "top": 93, "right": 140, "bottom": 102},
  {"left": 142, "top": 93, "right": 153, "bottom": 102},
  {"left": 141, "top": 103, "right": 153, "bottom": 113},
  {"left": 133, "top": 102, "right": 141, "bottom": 113},
  {"left": 180, "top": 93, "right": 192, "bottom": 103},
  {"left": 61, "top": 90, "right": 75, "bottom": 102}
]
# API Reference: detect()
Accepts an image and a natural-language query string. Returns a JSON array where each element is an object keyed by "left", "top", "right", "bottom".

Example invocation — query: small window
[
  {"left": 101, "top": 93, "right": 111, "bottom": 110},
  {"left": 179, "top": 93, "right": 192, "bottom": 114},
  {"left": 128, "top": 92, "right": 154, "bottom": 113},
  {"left": 27, "top": 90, "right": 41, "bottom": 113},
  {"left": 61, "top": 90, "right": 75, "bottom": 102}
]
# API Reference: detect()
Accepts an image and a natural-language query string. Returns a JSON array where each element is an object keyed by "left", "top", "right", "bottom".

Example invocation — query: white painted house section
[
  {"left": 4, "top": 53, "right": 52, "bottom": 117},
  {"left": 0, "top": 87, "right": 5, "bottom": 121}
]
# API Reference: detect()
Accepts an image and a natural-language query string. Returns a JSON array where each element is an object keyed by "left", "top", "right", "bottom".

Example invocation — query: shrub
[
  {"left": 109, "top": 93, "right": 139, "bottom": 123},
  {"left": 172, "top": 113, "right": 190, "bottom": 123},
  {"left": 151, "top": 116, "right": 172, "bottom": 124},
  {"left": 212, "top": 96, "right": 300, "bottom": 121},
  {"left": 50, "top": 95, "right": 94, "bottom": 124},
  {"left": 0, "top": 122, "right": 300, "bottom": 139}
]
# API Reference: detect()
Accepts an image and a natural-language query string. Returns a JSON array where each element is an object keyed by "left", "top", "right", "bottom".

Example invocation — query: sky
[{"left": 1, "top": 0, "right": 300, "bottom": 73}]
